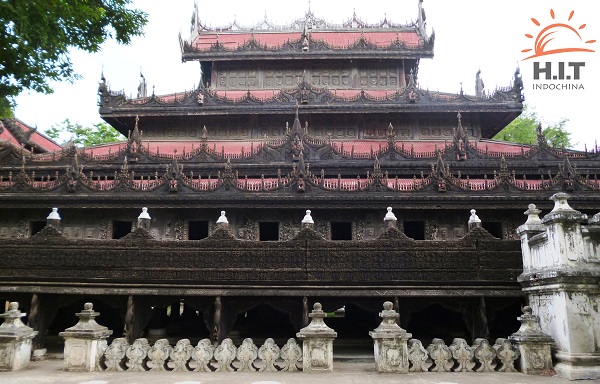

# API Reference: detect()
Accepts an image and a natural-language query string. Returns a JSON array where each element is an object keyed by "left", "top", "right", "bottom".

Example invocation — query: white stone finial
[
  {"left": 138, "top": 207, "right": 150, "bottom": 220},
  {"left": 302, "top": 210, "right": 314, "bottom": 224},
  {"left": 217, "top": 210, "right": 228, "bottom": 224},
  {"left": 524, "top": 204, "right": 542, "bottom": 225},
  {"left": 47, "top": 207, "right": 61, "bottom": 220},
  {"left": 550, "top": 192, "right": 573, "bottom": 212},
  {"left": 384, "top": 207, "right": 397, "bottom": 221},
  {"left": 468, "top": 209, "right": 481, "bottom": 224}
]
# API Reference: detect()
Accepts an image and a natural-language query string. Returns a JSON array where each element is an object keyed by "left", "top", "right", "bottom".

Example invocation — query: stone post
[
  {"left": 137, "top": 207, "right": 151, "bottom": 230},
  {"left": 369, "top": 301, "right": 412, "bottom": 373},
  {"left": 216, "top": 211, "right": 229, "bottom": 229},
  {"left": 301, "top": 210, "right": 314, "bottom": 230},
  {"left": 516, "top": 193, "right": 600, "bottom": 380},
  {"left": 383, "top": 207, "right": 397, "bottom": 229},
  {"left": 46, "top": 207, "right": 61, "bottom": 229},
  {"left": 59, "top": 302, "right": 112, "bottom": 372},
  {"left": 296, "top": 302, "right": 337, "bottom": 372},
  {"left": 516, "top": 204, "right": 544, "bottom": 274},
  {"left": 0, "top": 302, "right": 38, "bottom": 371},
  {"left": 468, "top": 209, "right": 481, "bottom": 230},
  {"left": 508, "top": 306, "right": 554, "bottom": 375}
]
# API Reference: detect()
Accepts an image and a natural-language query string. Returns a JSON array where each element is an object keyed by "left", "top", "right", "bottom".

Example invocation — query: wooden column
[{"left": 27, "top": 294, "right": 58, "bottom": 350}]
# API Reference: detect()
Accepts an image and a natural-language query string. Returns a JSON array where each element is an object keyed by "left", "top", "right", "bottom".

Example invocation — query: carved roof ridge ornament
[
  {"left": 120, "top": 226, "right": 156, "bottom": 241},
  {"left": 463, "top": 226, "right": 496, "bottom": 241},
  {"left": 377, "top": 226, "right": 412, "bottom": 240},
  {"left": 126, "top": 116, "right": 143, "bottom": 157},
  {"left": 30, "top": 224, "right": 67, "bottom": 240},
  {"left": 193, "top": 7, "right": 415, "bottom": 33}
]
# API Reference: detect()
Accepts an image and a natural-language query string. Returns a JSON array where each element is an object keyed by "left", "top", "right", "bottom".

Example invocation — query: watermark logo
[
  {"left": 522, "top": 9, "right": 595, "bottom": 60},
  {"left": 522, "top": 9, "right": 595, "bottom": 91}
]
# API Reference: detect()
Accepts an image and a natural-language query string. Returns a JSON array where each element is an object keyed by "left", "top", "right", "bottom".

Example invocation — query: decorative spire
[
  {"left": 434, "top": 151, "right": 446, "bottom": 177},
  {"left": 456, "top": 112, "right": 465, "bottom": 138},
  {"left": 468, "top": 209, "right": 482, "bottom": 230},
  {"left": 137, "top": 207, "right": 151, "bottom": 230},
  {"left": 292, "top": 103, "right": 302, "bottom": 134},
  {"left": 302, "top": 210, "right": 314, "bottom": 229},
  {"left": 46, "top": 207, "right": 61, "bottom": 229},
  {"left": 216, "top": 210, "right": 229, "bottom": 229},
  {"left": 383, "top": 207, "right": 398, "bottom": 229}
]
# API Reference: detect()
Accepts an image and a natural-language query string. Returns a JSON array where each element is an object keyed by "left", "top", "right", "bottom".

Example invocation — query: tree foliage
[
  {"left": 0, "top": 0, "right": 148, "bottom": 117},
  {"left": 493, "top": 104, "right": 572, "bottom": 148},
  {"left": 45, "top": 119, "right": 125, "bottom": 146}
]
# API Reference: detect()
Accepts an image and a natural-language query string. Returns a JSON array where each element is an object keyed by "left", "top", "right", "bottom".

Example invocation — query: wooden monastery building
[{"left": 1, "top": 1, "right": 599, "bottom": 352}]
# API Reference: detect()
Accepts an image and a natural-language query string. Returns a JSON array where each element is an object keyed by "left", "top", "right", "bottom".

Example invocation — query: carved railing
[
  {"left": 97, "top": 336, "right": 520, "bottom": 373},
  {"left": 99, "top": 337, "right": 302, "bottom": 372},
  {"left": 407, "top": 337, "right": 519, "bottom": 373}
]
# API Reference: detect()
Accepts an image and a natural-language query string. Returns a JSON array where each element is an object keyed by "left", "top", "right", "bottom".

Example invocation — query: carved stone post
[
  {"left": 508, "top": 306, "right": 554, "bottom": 375},
  {"left": 0, "top": 302, "right": 38, "bottom": 371},
  {"left": 296, "top": 302, "right": 337, "bottom": 372},
  {"left": 59, "top": 302, "right": 112, "bottom": 372},
  {"left": 517, "top": 193, "right": 600, "bottom": 379},
  {"left": 369, "top": 301, "right": 412, "bottom": 373}
]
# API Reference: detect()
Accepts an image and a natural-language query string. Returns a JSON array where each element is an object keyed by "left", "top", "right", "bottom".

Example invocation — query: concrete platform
[{"left": 1, "top": 359, "right": 597, "bottom": 384}]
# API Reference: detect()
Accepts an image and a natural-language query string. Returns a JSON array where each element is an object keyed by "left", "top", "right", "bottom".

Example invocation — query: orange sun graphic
[{"left": 522, "top": 9, "right": 596, "bottom": 60}]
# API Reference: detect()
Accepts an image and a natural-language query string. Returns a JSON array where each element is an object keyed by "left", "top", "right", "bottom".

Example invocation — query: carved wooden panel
[
  {"left": 358, "top": 66, "right": 400, "bottom": 89},
  {"left": 219, "top": 69, "right": 258, "bottom": 89},
  {"left": 310, "top": 69, "right": 351, "bottom": 88}
]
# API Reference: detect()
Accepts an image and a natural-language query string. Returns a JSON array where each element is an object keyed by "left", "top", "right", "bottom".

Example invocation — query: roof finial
[{"left": 308, "top": 0, "right": 311, "bottom": 12}]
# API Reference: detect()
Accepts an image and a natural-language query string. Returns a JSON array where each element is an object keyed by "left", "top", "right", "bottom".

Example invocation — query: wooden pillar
[
  {"left": 463, "top": 298, "right": 490, "bottom": 343},
  {"left": 123, "top": 295, "right": 152, "bottom": 344},
  {"left": 27, "top": 294, "right": 58, "bottom": 350},
  {"left": 211, "top": 296, "right": 224, "bottom": 344},
  {"left": 302, "top": 296, "right": 309, "bottom": 327},
  {"left": 393, "top": 296, "right": 401, "bottom": 326}
]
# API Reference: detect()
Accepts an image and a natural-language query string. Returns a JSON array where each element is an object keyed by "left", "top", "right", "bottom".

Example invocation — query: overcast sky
[{"left": 14, "top": 0, "right": 599, "bottom": 149}]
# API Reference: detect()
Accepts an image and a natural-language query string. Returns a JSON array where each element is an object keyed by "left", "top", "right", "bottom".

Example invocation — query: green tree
[
  {"left": 0, "top": 0, "right": 148, "bottom": 117},
  {"left": 46, "top": 119, "right": 125, "bottom": 146},
  {"left": 493, "top": 104, "right": 573, "bottom": 148}
]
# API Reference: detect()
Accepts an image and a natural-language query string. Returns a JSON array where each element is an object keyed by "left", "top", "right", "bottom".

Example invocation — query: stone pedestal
[
  {"left": 517, "top": 194, "right": 600, "bottom": 379},
  {"left": 296, "top": 302, "right": 337, "bottom": 372},
  {"left": 0, "top": 302, "right": 38, "bottom": 371},
  {"left": 508, "top": 306, "right": 554, "bottom": 375},
  {"left": 59, "top": 302, "right": 112, "bottom": 372},
  {"left": 369, "top": 301, "right": 412, "bottom": 373}
]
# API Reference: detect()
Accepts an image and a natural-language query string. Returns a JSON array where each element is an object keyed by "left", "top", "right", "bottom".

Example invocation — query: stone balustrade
[
  {"left": 57, "top": 300, "right": 549, "bottom": 376},
  {"left": 98, "top": 337, "right": 302, "bottom": 372},
  {"left": 405, "top": 337, "right": 519, "bottom": 373}
]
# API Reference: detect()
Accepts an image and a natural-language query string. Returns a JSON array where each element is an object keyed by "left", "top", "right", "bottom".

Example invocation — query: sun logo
[{"left": 522, "top": 9, "right": 596, "bottom": 60}]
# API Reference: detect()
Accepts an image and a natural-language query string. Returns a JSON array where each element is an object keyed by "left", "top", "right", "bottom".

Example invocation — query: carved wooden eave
[
  {"left": 98, "top": 87, "right": 523, "bottom": 137},
  {"left": 99, "top": 83, "right": 522, "bottom": 112},
  {"left": 181, "top": 38, "right": 434, "bottom": 62}
]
